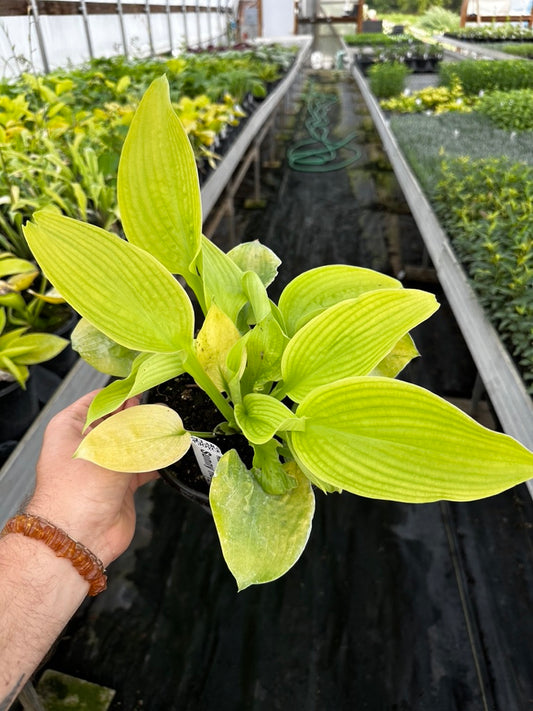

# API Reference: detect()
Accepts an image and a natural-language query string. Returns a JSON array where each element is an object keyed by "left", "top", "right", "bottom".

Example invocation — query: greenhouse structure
[{"left": 0, "top": 1, "right": 532, "bottom": 710}]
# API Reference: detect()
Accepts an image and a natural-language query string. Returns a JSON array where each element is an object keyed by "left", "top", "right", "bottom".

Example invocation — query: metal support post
[
  {"left": 165, "top": 0, "right": 173, "bottom": 53},
  {"left": 145, "top": 0, "right": 155, "bottom": 56},
  {"left": 29, "top": 0, "right": 50, "bottom": 74},
  {"left": 206, "top": 0, "right": 213, "bottom": 45},
  {"left": 79, "top": 0, "right": 94, "bottom": 59},
  {"left": 216, "top": 0, "right": 223, "bottom": 45},
  {"left": 182, "top": 0, "right": 189, "bottom": 48},
  {"left": 116, "top": 0, "right": 128, "bottom": 57},
  {"left": 195, "top": 0, "right": 202, "bottom": 48}
]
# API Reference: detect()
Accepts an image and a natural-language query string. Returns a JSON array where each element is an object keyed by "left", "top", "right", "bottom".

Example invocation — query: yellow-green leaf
[
  {"left": 228, "top": 240, "right": 281, "bottom": 287},
  {"left": 235, "top": 393, "right": 302, "bottom": 445},
  {"left": 279, "top": 264, "right": 402, "bottom": 336},
  {"left": 76, "top": 404, "right": 191, "bottom": 472},
  {"left": 85, "top": 351, "right": 186, "bottom": 427},
  {"left": 282, "top": 289, "right": 438, "bottom": 402},
  {"left": 371, "top": 333, "right": 419, "bottom": 378},
  {"left": 24, "top": 211, "right": 194, "bottom": 353},
  {"left": 210, "top": 453, "right": 315, "bottom": 590},
  {"left": 288, "top": 377, "right": 533, "bottom": 502},
  {"left": 71, "top": 318, "right": 138, "bottom": 377},
  {"left": 117, "top": 75, "right": 202, "bottom": 277},
  {"left": 201, "top": 235, "right": 248, "bottom": 323},
  {"left": 195, "top": 304, "right": 241, "bottom": 391}
]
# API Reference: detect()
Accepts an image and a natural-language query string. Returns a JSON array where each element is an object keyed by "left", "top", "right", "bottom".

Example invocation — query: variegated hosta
[{"left": 24, "top": 76, "right": 533, "bottom": 590}]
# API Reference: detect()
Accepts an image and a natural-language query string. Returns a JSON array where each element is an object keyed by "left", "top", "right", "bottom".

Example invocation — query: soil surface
[{"left": 38, "top": 66, "right": 533, "bottom": 711}]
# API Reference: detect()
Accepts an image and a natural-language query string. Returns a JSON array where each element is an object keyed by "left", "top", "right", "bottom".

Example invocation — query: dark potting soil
[
  {"left": 39, "top": 69, "right": 533, "bottom": 711},
  {"left": 148, "top": 375, "right": 253, "bottom": 498}
]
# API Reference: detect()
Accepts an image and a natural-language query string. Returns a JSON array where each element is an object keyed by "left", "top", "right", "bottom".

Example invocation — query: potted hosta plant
[{"left": 23, "top": 76, "right": 533, "bottom": 590}]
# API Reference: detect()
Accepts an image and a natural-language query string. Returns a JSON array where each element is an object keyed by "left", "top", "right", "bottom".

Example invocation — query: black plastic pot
[
  {"left": 42, "top": 309, "right": 79, "bottom": 378},
  {"left": 0, "top": 371, "right": 39, "bottom": 443},
  {"left": 148, "top": 375, "right": 253, "bottom": 513}
]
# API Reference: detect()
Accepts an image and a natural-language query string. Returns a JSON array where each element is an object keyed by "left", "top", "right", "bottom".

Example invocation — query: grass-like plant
[
  {"left": 368, "top": 62, "right": 411, "bottom": 99},
  {"left": 23, "top": 77, "right": 533, "bottom": 589}
]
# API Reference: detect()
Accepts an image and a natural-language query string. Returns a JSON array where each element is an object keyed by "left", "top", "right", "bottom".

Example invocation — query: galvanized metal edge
[{"left": 351, "top": 63, "right": 533, "bottom": 500}]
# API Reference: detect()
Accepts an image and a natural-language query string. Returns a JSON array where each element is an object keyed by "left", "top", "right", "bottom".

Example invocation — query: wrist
[{"left": 24, "top": 497, "right": 115, "bottom": 568}]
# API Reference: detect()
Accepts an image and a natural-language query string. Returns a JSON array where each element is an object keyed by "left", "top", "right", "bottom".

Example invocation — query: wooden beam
[{"left": 0, "top": 1, "right": 229, "bottom": 16}]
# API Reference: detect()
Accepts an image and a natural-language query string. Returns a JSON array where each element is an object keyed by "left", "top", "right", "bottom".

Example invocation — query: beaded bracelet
[{"left": 0, "top": 513, "right": 107, "bottom": 596}]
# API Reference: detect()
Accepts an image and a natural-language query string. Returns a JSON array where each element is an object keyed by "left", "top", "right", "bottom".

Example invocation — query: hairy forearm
[{"left": 0, "top": 533, "right": 89, "bottom": 710}]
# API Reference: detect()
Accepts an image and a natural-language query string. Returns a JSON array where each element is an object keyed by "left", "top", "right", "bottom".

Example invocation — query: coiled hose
[{"left": 287, "top": 88, "right": 361, "bottom": 173}]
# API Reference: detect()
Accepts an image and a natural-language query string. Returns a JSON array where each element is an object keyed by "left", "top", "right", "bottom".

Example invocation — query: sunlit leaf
[
  {"left": 282, "top": 289, "right": 438, "bottom": 402},
  {"left": 288, "top": 377, "right": 533, "bottom": 502},
  {"left": 238, "top": 312, "right": 288, "bottom": 394},
  {"left": 85, "top": 351, "right": 186, "bottom": 427},
  {"left": 228, "top": 240, "right": 281, "bottom": 287},
  {"left": 235, "top": 393, "right": 302, "bottom": 445},
  {"left": 371, "top": 333, "right": 419, "bottom": 378},
  {"left": 76, "top": 404, "right": 191, "bottom": 472},
  {"left": 71, "top": 318, "right": 138, "bottom": 377},
  {"left": 279, "top": 264, "right": 402, "bottom": 336},
  {"left": 24, "top": 211, "right": 194, "bottom": 353},
  {"left": 195, "top": 303, "right": 241, "bottom": 391},
  {"left": 117, "top": 75, "right": 202, "bottom": 277},
  {"left": 210, "top": 452, "right": 315, "bottom": 590},
  {"left": 201, "top": 235, "right": 247, "bottom": 323}
]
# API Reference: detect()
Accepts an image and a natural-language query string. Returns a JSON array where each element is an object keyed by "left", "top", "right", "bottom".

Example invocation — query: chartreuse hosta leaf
[
  {"left": 85, "top": 351, "right": 186, "bottom": 428},
  {"left": 23, "top": 211, "right": 194, "bottom": 353},
  {"left": 241, "top": 270, "right": 271, "bottom": 324},
  {"left": 71, "top": 318, "right": 139, "bottom": 377},
  {"left": 210, "top": 452, "right": 315, "bottom": 590},
  {"left": 288, "top": 377, "right": 533, "bottom": 502},
  {"left": 238, "top": 312, "right": 288, "bottom": 395},
  {"left": 76, "top": 404, "right": 191, "bottom": 472},
  {"left": 371, "top": 333, "right": 419, "bottom": 378},
  {"left": 200, "top": 235, "right": 248, "bottom": 324},
  {"left": 252, "top": 440, "right": 297, "bottom": 495},
  {"left": 279, "top": 264, "right": 402, "bottom": 336},
  {"left": 117, "top": 75, "right": 202, "bottom": 281},
  {"left": 281, "top": 288, "right": 438, "bottom": 402},
  {"left": 227, "top": 240, "right": 281, "bottom": 287},
  {"left": 195, "top": 303, "right": 241, "bottom": 391},
  {"left": 234, "top": 393, "right": 304, "bottom": 445}
]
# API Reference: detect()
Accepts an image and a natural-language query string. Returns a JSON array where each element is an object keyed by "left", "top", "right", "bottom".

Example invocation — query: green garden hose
[{"left": 287, "top": 88, "right": 361, "bottom": 173}]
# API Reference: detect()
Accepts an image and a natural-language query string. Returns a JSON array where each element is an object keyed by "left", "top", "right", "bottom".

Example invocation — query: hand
[{"left": 26, "top": 390, "right": 158, "bottom": 567}]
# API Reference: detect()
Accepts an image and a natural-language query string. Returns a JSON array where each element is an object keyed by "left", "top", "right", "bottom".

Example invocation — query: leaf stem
[{"left": 184, "top": 349, "right": 236, "bottom": 425}]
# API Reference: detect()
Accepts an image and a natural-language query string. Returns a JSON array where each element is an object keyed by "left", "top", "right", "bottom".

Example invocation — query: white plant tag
[{"left": 191, "top": 436, "right": 223, "bottom": 483}]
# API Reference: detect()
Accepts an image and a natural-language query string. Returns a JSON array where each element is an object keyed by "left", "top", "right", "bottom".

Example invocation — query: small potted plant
[
  {"left": 0, "top": 300, "right": 68, "bottom": 444},
  {"left": 23, "top": 77, "right": 533, "bottom": 590}
]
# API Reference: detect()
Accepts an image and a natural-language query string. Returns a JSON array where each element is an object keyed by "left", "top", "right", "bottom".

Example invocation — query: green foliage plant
[
  {"left": 368, "top": 61, "right": 411, "bottom": 98},
  {"left": 23, "top": 77, "right": 533, "bottom": 590},
  {"left": 433, "top": 156, "right": 533, "bottom": 392},
  {"left": 497, "top": 43, "right": 533, "bottom": 58},
  {"left": 415, "top": 6, "right": 460, "bottom": 34},
  {"left": 444, "top": 23, "right": 533, "bottom": 42},
  {"left": 439, "top": 59, "right": 533, "bottom": 95},
  {"left": 0, "top": 301, "right": 67, "bottom": 388},
  {"left": 476, "top": 89, "right": 533, "bottom": 131}
]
